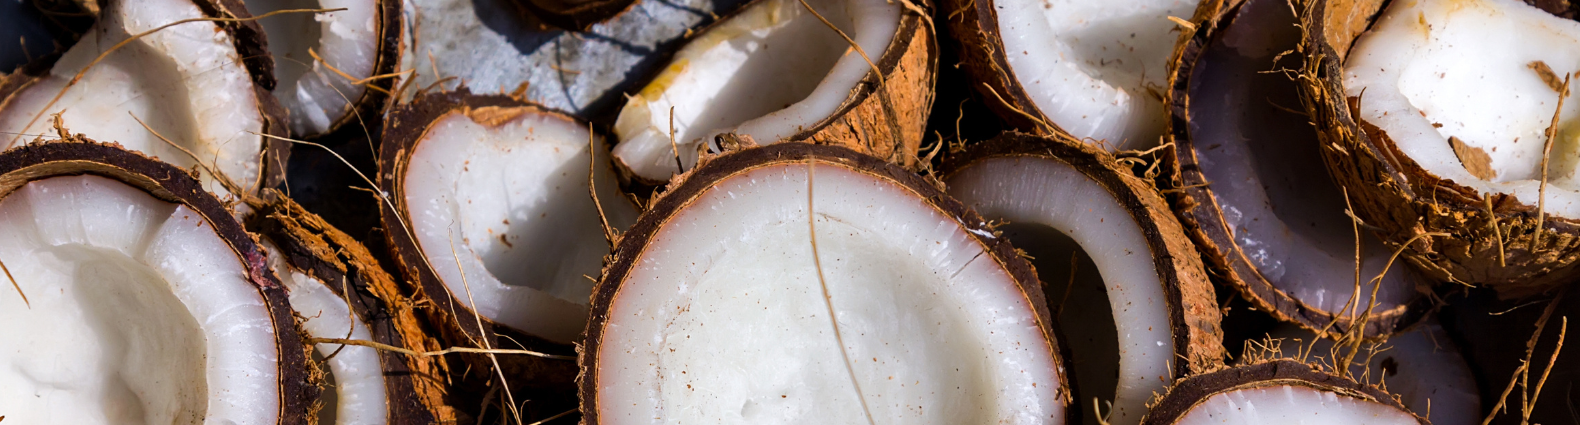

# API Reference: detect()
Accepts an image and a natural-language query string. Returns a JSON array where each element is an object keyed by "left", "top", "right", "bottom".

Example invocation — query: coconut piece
[
  {"left": 1143, "top": 360, "right": 1428, "bottom": 424},
  {"left": 0, "top": 139, "right": 315, "bottom": 424},
  {"left": 940, "top": 132, "right": 1224, "bottom": 425},
  {"left": 246, "top": 0, "right": 402, "bottom": 138},
  {"left": 510, "top": 0, "right": 637, "bottom": 31},
  {"left": 1442, "top": 287, "right": 1577, "bottom": 424},
  {"left": 0, "top": 0, "right": 288, "bottom": 199},
  {"left": 582, "top": 142, "right": 1068, "bottom": 423},
  {"left": 610, "top": 0, "right": 934, "bottom": 184},
  {"left": 1261, "top": 321, "right": 1480, "bottom": 425}
]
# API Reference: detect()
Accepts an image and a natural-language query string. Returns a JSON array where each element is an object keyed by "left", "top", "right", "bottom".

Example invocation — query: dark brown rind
[
  {"left": 261, "top": 0, "right": 404, "bottom": 139},
  {"left": 510, "top": 0, "right": 637, "bottom": 31},
  {"left": 1141, "top": 360, "right": 1427, "bottom": 424},
  {"left": 1300, "top": 0, "right": 1580, "bottom": 297},
  {"left": 940, "top": 131, "right": 1227, "bottom": 379},
  {"left": 0, "top": 138, "right": 318, "bottom": 425},
  {"left": 582, "top": 142, "right": 1071, "bottom": 424}
]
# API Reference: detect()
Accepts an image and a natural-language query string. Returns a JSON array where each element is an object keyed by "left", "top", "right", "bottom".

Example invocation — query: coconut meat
[
  {"left": 1346, "top": 0, "right": 1580, "bottom": 218},
  {"left": 1174, "top": 384, "right": 1420, "bottom": 424},
  {"left": 0, "top": 0, "right": 269, "bottom": 198},
  {"left": 993, "top": 0, "right": 1198, "bottom": 150},
  {"left": 596, "top": 162, "right": 1063, "bottom": 423},
  {"left": 248, "top": 0, "right": 380, "bottom": 136},
  {"left": 1266, "top": 322, "right": 1479, "bottom": 425},
  {"left": 404, "top": 108, "right": 636, "bottom": 343},
  {"left": 612, "top": 0, "right": 899, "bottom": 181},
  {"left": 0, "top": 175, "right": 279, "bottom": 424},
  {"left": 945, "top": 156, "right": 1173, "bottom": 425}
]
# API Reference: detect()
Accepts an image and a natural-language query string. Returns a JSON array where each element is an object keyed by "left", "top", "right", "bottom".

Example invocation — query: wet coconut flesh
[
  {"left": 0, "top": 0, "right": 287, "bottom": 198},
  {"left": 245, "top": 0, "right": 402, "bottom": 138},
  {"left": 0, "top": 140, "right": 313, "bottom": 424},
  {"left": 940, "top": 133, "right": 1224, "bottom": 425},
  {"left": 612, "top": 0, "right": 934, "bottom": 183},
  {"left": 1142, "top": 360, "right": 1427, "bottom": 425},
  {"left": 942, "top": 0, "right": 1204, "bottom": 150},
  {"left": 583, "top": 143, "right": 1068, "bottom": 424},
  {"left": 1169, "top": 0, "right": 1432, "bottom": 338},
  {"left": 1262, "top": 321, "right": 1481, "bottom": 425}
]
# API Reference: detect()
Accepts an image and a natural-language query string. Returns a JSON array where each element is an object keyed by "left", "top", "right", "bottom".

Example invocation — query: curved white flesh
[
  {"left": 995, "top": 0, "right": 1198, "bottom": 151},
  {"left": 1266, "top": 322, "right": 1479, "bottom": 425},
  {"left": 1175, "top": 383, "right": 1419, "bottom": 424},
  {"left": 248, "top": 0, "right": 380, "bottom": 136},
  {"left": 0, "top": 175, "right": 279, "bottom": 424},
  {"left": 1194, "top": 0, "right": 1417, "bottom": 315},
  {"left": 612, "top": 0, "right": 900, "bottom": 181},
  {"left": 1347, "top": 0, "right": 1580, "bottom": 218},
  {"left": 405, "top": 109, "right": 637, "bottom": 343},
  {"left": 262, "top": 240, "right": 387, "bottom": 425},
  {"left": 597, "top": 162, "right": 1064, "bottom": 424},
  {"left": 0, "top": 0, "right": 268, "bottom": 198},
  {"left": 946, "top": 157, "right": 1173, "bottom": 425}
]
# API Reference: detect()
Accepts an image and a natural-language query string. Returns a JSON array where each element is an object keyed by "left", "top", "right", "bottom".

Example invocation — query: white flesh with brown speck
[{"left": 247, "top": 0, "right": 380, "bottom": 136}]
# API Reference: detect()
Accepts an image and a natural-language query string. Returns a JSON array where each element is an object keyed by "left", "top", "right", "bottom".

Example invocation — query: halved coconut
[
  {"left": 1302, "top": 0, "right": 1580, "bottom": 295},
  {"left": 941, "top": 0, "right": 1207, "bottom": 151},
  {"left": 245, "top": 0, "right": 403, "bottom": 138},
  {"left": 610, "top": 0, "right": 935, "bottom": 184},
  {"left": 509, "top": 0, "right": 636, "bottom": 31},
  {"left": 940, "top": 132, "right": 1224, "bottom": 425},
  {"left": 0, "top": 0, "right": 288, "bottom": 199},
  {"left": 1142, "top": 360, "right": 1428, "bottom": 424},
  {"left": 0, "top": 139, "right": 314, "bottom": 423},
  {"left": 1167, "top": 0, "right": 1434, "bottom": 339},
  {"left": 583, "top": 142, "right": 1068, "bottom": 423},
  {"left": 1262, "top": 321, "right": 1481, "bottom": 425}
]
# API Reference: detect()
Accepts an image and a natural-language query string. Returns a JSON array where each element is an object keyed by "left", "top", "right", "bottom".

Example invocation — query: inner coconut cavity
[
  {"left": 1346, "top": 0, "right": 1580, "bottom": 218},
  {"left": 994, "top": 0, "right": 1199, "bottom": 150},
  {"left": 0, "top": 175, "right": 279, "bottom": 424},
  {"left": 596, "top": 162, "right": 1063, "bottom": 423},
  {"left": 0, "top": 0, "right": 269, "bottom": 197},
  {"left": 945, "top": 156, "right": 1173, "bottom": 424},
  {"left": 248, "top": 0, "right": 379, "bottom": 136},
  {"left": 611, "top": 0, "right": 900, "bottom": 181},
  {"left": 1173, "top": 383, "right": 1420, "bottom": 425},
  {"left": 404, "top": 108, "right": 637, "bottom": 343}
]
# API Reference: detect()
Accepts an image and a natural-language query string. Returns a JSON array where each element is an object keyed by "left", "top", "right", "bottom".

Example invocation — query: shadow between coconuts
[
  {"left": 1140, "top": 359, "right": 1428, "bottom": 424},
  {"left": 506, "top": 0, "right": 641, "bottom": 32}
]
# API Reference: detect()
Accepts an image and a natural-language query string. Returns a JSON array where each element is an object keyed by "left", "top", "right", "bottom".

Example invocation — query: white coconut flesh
[
  {"left": 611, "top": 0, "right": 900, "bottom": 181},
  {"left": 1265, "top": 322, "right": 1479, "bottom": 425},
  {"left": 0, "top": 175, "right": 280, "bottom": 424},
  {"left": 0, "top": 0, "right": 269, "bottom": 198},
  {"left": 404, "top": 109, "right": 637, "bottom": 344},
  {"left": 1347, "top": 0, "right": 1580, "bottom": 218},
  {"left": 261, "top": 240, "right": 387, "bottom": 425},
  {"left": 247, "top": 0, "right": 380, "bottom": 136},
  {"left": 595, "top": 162, "right": 1064, "bottom": 423},
  {"left": 944, "top": 157, "right": 1174, "bottom": 425},
  {"left": 1192, "top": 0, "right": 1417, "bottom": 316},
  {"left": 993, "top": 0, "right": 1199, "bottom": 150},
  {"left": 1173, "top": 384, "right": 1420, "bottom": 425}
]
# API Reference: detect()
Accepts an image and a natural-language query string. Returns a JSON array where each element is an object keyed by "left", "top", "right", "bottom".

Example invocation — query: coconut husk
[
  {"left": 509, "top": 0, "right": 637, "bottom": 31},
  {"left": 1141, "top": 359, "right": 1428, "bottom": 424}
]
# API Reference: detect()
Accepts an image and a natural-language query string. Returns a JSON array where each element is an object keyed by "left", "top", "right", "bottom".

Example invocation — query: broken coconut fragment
[
  {"left": 0, "top": 140, "right": 314, "bottom": 424},
  {"left": 583, "top": 143, "right": 1069, "bottom": 423},
  {"left": 941, "top": 132, "right": 1224, "bottom": 425},
  {"left": 245, "top": 0, "right": 402, "bottom": 138},
  {"left": 1142, "top": 360, "right": 1427, "bottom": 425},
  {"left": 1305, "top": 0, "right": 1580, "bottom": 295},
  {"left": 0, "top": 0, "right": 288, "bottom": 199},
  {"left": 611, "top": 0, "right": 934, "bottom": 184},
  {"left": 1167, "top": 0, "right": 1432, "bottom": 338},
  {"left": 942, "top": 0, "right": 1205, "bottom": 150}
]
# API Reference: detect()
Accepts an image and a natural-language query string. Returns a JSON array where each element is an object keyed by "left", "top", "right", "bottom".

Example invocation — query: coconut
[
  {"left": 581, "top": 142, "right": 1069, "bottom": 423},
  {"left": 244, "top": 0, "right": 404, "bottom": 139},
  {"left": 1261, "top": 321, "right": 1481, "bottom": 424},
  {"left": 0, "top": 0, "right": 289, "bottom": 199},
  {"left": 508, "top": 0, "right": 637, "bottom": 31},
  {"left": 1142, "top": 360, "right": 1428, "bottom": 424},
  {"left": 1301, "top": 0, "right": 1580, "bottom": 296},
  {"left": 940, "top": 132, "right": 1224, "bottom": 425},
  {"left": 0, "top": 138, "right": 315, "bottom": 423},
  {"left": 1442, "top": 287, "right": 1577, "bottom": 424},
  {"left": 610, "top": 0, "right": 935, "bottom": 184}
]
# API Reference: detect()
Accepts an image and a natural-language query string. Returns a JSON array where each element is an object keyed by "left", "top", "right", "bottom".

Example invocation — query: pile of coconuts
[{"left": 7, "top": 0, "right": 1580, "bottom": 422}]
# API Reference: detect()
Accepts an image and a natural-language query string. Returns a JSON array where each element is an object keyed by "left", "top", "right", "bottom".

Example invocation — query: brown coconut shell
[
  {"left": 247, "top": 0, "right": 405, "bottom": 139},
  {"left": 1299, "top": 0, "right": 1580, "bottom": 297},
  {"left": 1141, "top": 359, "right": 1427, "bottom": 424},
  {"left": 940, "top": 131, "right": 1227, "bottom": 377},
  {"left": 247, "top": 191, "right": 460, "bottom": 424},
  {"left": 0, "top": 137, "right": 319, "bottom": 424},
  {"left": 1164, "top": 0, "right": 1434, "bottom": 339},
  {"left": 581, "top": 141, "right": 1071, "bottom": 424},
  {"left": 510, "top": 0, "right": 637, "bottom": 31}
]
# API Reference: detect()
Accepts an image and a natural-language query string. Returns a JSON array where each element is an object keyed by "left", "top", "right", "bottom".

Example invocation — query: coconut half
[
  {"left": 610, "top": 0, "right": 935, "bottom": 184},
  {"left": 1142, "top": 360, "right": 1428, "bottom": 424},
  {"left": 941, "top": 0, "right": 1206, "bottom": 151},
  {"left": 1260, "top": 321, "right": 1480, "bottom": 425},
  {"left": 0, "top": 0, "right": 288, "bottom": 199},
  {"left": 582, "top": 142, "right": 1068, "bottom": 424},
  {"left": 246, "top": 0, "right": 402, "bottom": 138},
  {"left": 0, "top": 139, "right": 314, "bottom": 424},
  {"left": 940, "top": 132, "right": 1224, "bottom": 425}
]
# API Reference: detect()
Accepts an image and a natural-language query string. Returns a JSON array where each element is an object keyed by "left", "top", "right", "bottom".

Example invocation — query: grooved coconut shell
[{"left": 1141, "top": 359, "right": 1427, "bottom": 424}]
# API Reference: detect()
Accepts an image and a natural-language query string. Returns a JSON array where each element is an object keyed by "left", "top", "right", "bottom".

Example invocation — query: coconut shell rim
[{"left": 1140, "top": 359, "right": 1427, "bottom": 425}]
